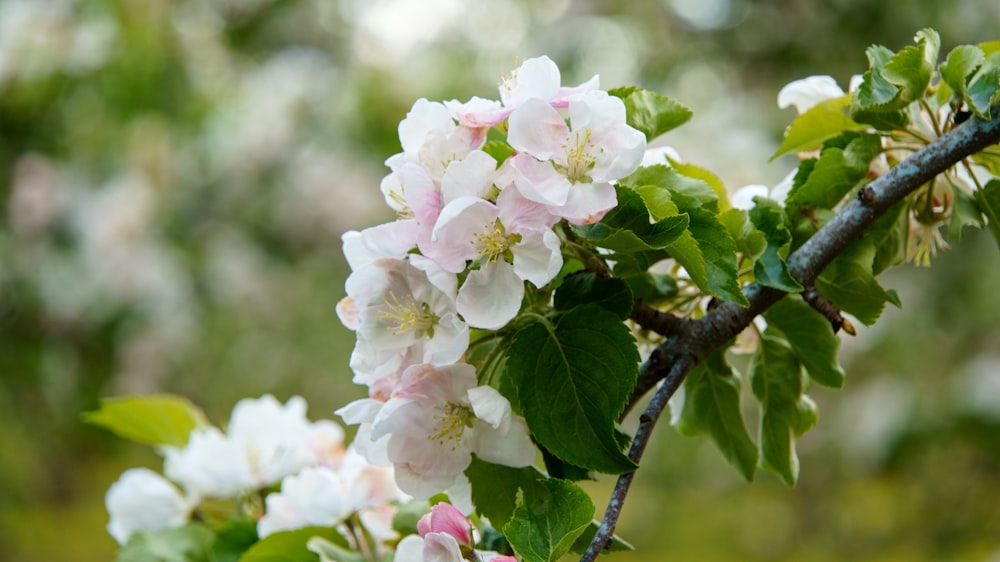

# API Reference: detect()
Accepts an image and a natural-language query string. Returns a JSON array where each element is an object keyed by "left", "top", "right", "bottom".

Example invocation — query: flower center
[
  {"left": 472, "top": 221, "right": 519, "bottom": 264},
  {"left": 376, "top": 292, "right": 438, "bottom": 337},
  {"left": 429, "top": 402, "right": 475, "bottom": 451},
  {"left": 563, "top": 129, "right": 597, "bottom": 182}
]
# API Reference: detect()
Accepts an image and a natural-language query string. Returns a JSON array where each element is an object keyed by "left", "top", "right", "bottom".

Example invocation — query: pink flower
[{"left": 417, "top": 502, "right": 473, "bottom": 548}]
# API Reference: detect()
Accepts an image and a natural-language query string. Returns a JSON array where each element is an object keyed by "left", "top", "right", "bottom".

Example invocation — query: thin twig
[{"left": 581, "top": 109, "right": 1000, "bottom": 561}]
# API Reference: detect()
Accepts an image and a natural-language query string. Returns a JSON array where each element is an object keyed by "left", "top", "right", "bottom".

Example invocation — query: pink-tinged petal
[
  {"left": 341, "top": 221, "right": 420, "bottom": 271},
  {"left": 500, "top": 56, "right": 561, "bottom": 107},
  {"left": 417, "top": 502, "right": 473, "bottom": 546},
  {"left": 472, "top": 416, "right": 535, "bottom": 468},
  {"left": 393, "top": 461, "right": 464, "bottom": 500},
  {"left": 510, "top": 228, "right": 562, "bottom": 288},
  {"left": 335, "top": 296, "right": 359, "bottom": 330},
  {"left": 553, "top": 74, "right": 601, "bottom": 106},
  {"left": 444, "top": 96, "right": 509, "bottom": 130},
  {"left": 408, "top": 255, "right": 459, "bottom": 299},
  {"left": 496, "top": 184, "right": 558, "bottom": 230},
  {"left": 510, "top": 153, "right": 572, "bottom": 207},
  {"left": 392, "top": 163, "right": 440, "bottom": 225},
  {"left": 552, "top": 181, "right": 618, "bottom": 225},
  {"left": 441, "top": 150, "right": 497, "bottom": 204},
  {"left": 568, "top": 90, "right": 627, "bottom": 133},
  {"left": 467, "top": 385, "right": 512, "bottom": 432},
  {"left": 456, "top": 262, "right": 523, "bottom": 330},
  {"left": 399, "top": 99, "right": 455, "bottom": 154},
  {"left": 422, "top": 532, "right": 466, "bottom": 562},
  {"left": 335, "top": 398, "right": 385, "bottom": 425},
  {"left": 426, "top": 197, "right": 499, "bottom": 273},
  {"left": 507, "top": 98, "right": 568, "bottom": 160}
]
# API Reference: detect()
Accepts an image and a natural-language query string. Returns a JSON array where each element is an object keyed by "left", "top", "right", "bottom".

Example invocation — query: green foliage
[
  {"left": 666, "top": 206, "right": 747, "bottom": 306},
  {"left": 609, "top": 87, "right": 693, "bottom": 141},
  {"left": 83, "top": 395, "right": 209, "bottom": 447},
  {"left": 976, "top": 179, "right": 1000, "bottom": 254},
  {"left": 466, "top": 458, "right": 547, "bottom": 530},
  {"left": 212, "top": 519, "right": 259, "bottom": 562},
  {"left": 503, "top": 478, "right": 595, "bottom": 562},
  {"left": 242, "top": 527, "right": 349, "bottom": 562},
  {"left": 763, "top": 296, "right": 846, "bottom": 388},
  {"left": 571, "top": 186, "right": 689, "bottom": 252},
  {"left": 748, "top": 198, "right": 802, "bottom": 292},
  {"left": 676, "top": 350, "right": 758, "bottom": 481},
  {"left": 553, "top": 272, "right": 634, "bottom": 320},
  {"left": 855, "top": 29, "right": 940, "bottom": 113},
  {"left": 507, "top": 306, "right": 639, "bottom": 473},
  {"left": 815, "top": 239, "right": 902, "bottom": 326},
  {"left": 786, "top": 133, "right": 882, "bottom": 210},
  {"left": 773, "top": 95, "right": 866, "bottom": 158},
  {"left": 749, "top": 335, "right": 819, "bottom": 486}
]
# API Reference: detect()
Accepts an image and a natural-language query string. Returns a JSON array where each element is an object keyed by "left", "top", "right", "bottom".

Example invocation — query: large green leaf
[
  {"left": 212, "top": 519, "right": 259, "bottom": 562},
  {"left": 504, "top": 479, "right": 595, "bottom": 562},
  {"left": 748, "top": 198, "right": 802, "bottom": 292},
  {"left": 786, "top": 133, "right": 882, "bottom": 210},
  {"left": 571, "top": 186, "right": 689, "bottom": 252},
  {"left": 609, "top": 86, "right": 692, "bottom": 141},
  {"left": 118, "top": 524, "right": 215, "bottom": 562},
  {"left": 83, "top": 394, "right": 209, "bottom": 447},
  {"left": 466, "top": 458, "right": 546, "bottom": 530},
  {"left": 814, "top": 239, "right": 901, "bottom": 326},
  {"left": 749, "top": 335, "right": 819, "bottom": 486},
  {"left": 553, "top": 272, "right": 634, "bottom": 320},
  {"left": 242, "top": 527, "right": 349, "bottom": 562},
  {"left": 763, "top": 296, "right": 846, "bottom": 388},
  {"left": 676, "top": 350, "right": 758, "bottom": 481},
  {"left": 507, "top": 305, "right": 639, "bottom": 473},
  {"left": 772, "top": 95, "right": 865, "bottom": 158}
]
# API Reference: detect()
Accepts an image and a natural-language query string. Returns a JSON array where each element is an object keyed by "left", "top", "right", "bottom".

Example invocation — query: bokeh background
[{"left": 2, "top": 0, "right": 1000, "bottom": 560}]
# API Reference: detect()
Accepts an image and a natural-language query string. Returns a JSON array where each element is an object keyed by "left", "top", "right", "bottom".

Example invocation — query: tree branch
[{"left": 582, "top": 110, "right": 1000, "bottom": 561}]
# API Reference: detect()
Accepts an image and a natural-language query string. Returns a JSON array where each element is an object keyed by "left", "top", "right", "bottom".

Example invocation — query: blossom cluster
[
  {"left": 105, "top": 395, "right": 403, "bottom": 545},
  {"left": 335, "top": 56, "right": 646, "bottom": 499}
]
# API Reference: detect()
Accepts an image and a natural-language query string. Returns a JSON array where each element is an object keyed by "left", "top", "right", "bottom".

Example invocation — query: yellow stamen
[
  {"left": 429, "top": 402, "right": 475, "bottom": 452},
  {"left": 376, "top": 292, "right": 438, "bottom": 337}
]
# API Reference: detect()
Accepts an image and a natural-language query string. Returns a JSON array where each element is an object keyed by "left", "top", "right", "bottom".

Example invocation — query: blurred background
[{"left": 2, "top": 0, "right": 1000, "bottom": 560}]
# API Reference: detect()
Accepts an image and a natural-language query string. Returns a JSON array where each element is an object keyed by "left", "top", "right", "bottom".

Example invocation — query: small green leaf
[
  {"left": 570, "top": 522, "right": 634, "bottom": 555},
  {"left": 676, "top": 350, "right": 758, "bottom": 481},
  {"left": 977, "top": 180, "right": 1000, "bottom": 255},
  {"left": 118, "top": 524, "right": 215, "bottom": 562},
  {"left": 466, "top": 458, "right": 547, "bottom": 530},
  {"left": 856, "top": 45, "right": 902, "bottom": 110},
  {"left": 773, "top": 95, "right": 865, "bottom": 158},
  {"left": 572, "top": 186, "right": 689, "bottom": 252},
  {"left": 749, "top": 335, "right": 818, "bottom": 486},
  {"left": 391, "top": 500, "right": 432, "bottom": 537},
  {"left": 882, "top": 28, "right": 939, "bottom": 104},
  {"left": 814, "top": 239, "right": 901, "bottom": 326},
  {"left": 212, "top": 519, "right": 258, "bottom": 562},
  {"left": 786, "top": 133, "right": 882, "bottom": 209},
  {"left": 869, "top": 200, "right": 909, "bottom": 275},
  {"left": 748, "top": 198, "right": 802, "bottom": 292},
  {"left": 667, "top": 159, "right": 730, "bottom": 208},
  {"left": 242, "top": 527, "right": 348, "bottom": 562},
  {"left": 620, "top": 164, "right": 719, "bottom": 212},
  {"left": 504, "top": 479, "right": 595, "bottom": 562},
  {"left": 940, "top": 45, "right": 985, "bottom": 115},
  {"left": 553, "top": 272, "right": 634, "bottom": 320},
  {"left": 83, "top": 394, "right": 209, "bottom": 447},
  {"left": 609, "top": 87, "right": 693, "bottom": 141},
  {"left": 718, "top": 208, "right": 766, "bottom": 262},
  {"left": 308, "top": 537, "right": 367, "bottom": 562},
  {"left": 764, "top": 296, "right": 846, "bottom": 388},
  {"left": 666, "top": 207, "right": 748, "bottom": 306},
  {"left": 507, "top": 306, "right": 639, "bottom": 473},
  {"left": 482, "top": 139, "right": 514, "bottom": 165},
  {"left": 621, "top": 271, "right": 678, "bottom": 306},
  {"left": 967, "top": 53, "right": 1000, "bottom": 119},
  {"left": 949, "top": 186, "right": 985, "bottom": 241}
]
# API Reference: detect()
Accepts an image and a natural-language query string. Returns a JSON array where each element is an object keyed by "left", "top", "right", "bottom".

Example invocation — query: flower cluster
[
  {"left": 335, "top": 56, "right": 646, "bottom": 500},
  {"left": 105, "top": 395, "right": 403, "bottom": 545}
]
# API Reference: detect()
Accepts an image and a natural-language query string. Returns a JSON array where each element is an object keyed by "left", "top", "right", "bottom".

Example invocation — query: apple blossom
[
  {"left": 508, "top": 90, "right": 645, "bottom": 224},
  {"left": 105, "top": 468, "right": 191, "bottom": 544},
  {"left": 777, "top": 75, "right": 845, "bottom": 114}
]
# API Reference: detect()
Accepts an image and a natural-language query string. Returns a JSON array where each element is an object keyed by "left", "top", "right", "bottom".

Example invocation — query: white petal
[
  {"left": 551, "top": 181, "right": 618, "bottom": 225},
  {"left": 777, "top": 75, "right": 844, "bottom": 114},
  {"left": 399, "top": 98, "right": 455, "bottom": 154},
  {"left": 105, "top": 468, "right": 190, "bottom": 544},
  {"left": 500, "top": 56, "right": 561, "bottom": 107},
  {"left": 510, "top": 154, "right": 572, "bottom": 207},
  {"left": 511, "top": 228, "right": 562, "bottom": 288},
  {"left": 441, "top": 150, "right": 497, "bottom": 204},
  {"left": 507, "top": 98, "right": 568, "bottom": 161},
  {"left": 472, "top": 416, "right": 536, "bottom": 468},
  {"left": 730, "top": 184, "right": 770, "bottom": 211},
  {"left": 467, "top": 385, "right": 512, "bottom": 432},
  {"left": 456, "top": 262, "right": 523, "bottom": 330}
]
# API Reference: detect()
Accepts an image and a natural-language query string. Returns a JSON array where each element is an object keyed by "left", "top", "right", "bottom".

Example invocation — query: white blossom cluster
[
  {"left": 105, "top": 395, "right": 404, "bottom": 544},
  {"left": 335, "top": 56, "right": 646, "bottom": 499}
]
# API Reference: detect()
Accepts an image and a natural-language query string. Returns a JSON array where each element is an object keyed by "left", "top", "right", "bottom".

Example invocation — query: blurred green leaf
[
  {"left": 83, "top": 394, "right": 209, "bottom": 447},
  {"left": 504, "top": 478, "right": 594, "bottom": 562},
  {"left": 976, "top": 180, "right": 1000, "bottom": 255},
  {"left": 815, "top": 239, "right": 902, "bottom": 326},
  {"left": 118, "top": 524, "right": 215, "bottom": 562},
  {"left": 764, "top": 296, "right": 846, "bottom": 388},
  {"left": 242, "top": 527, "right": 348, "bottom": 562},
  {"left": 773, "top": 95, "right": 865, "bottom": 158}
]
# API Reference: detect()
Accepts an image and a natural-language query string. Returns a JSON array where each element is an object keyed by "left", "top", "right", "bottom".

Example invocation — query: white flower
[
  {"left": 730, "top": 170, "right": 796, "bottom": 210},
  {"left": 498, "top": 55, "right": 599, "bottom": 109},
  {"left": 508, "top": 90, "right": 645, "bottom": 224},
  {"left": 105, "top": 468, "right": 190, "bottom": 544},
  {"left": 777, "top": 75, "right": 845, "bottom": 114},
  {"left": 365, "top": 363, "right": 535, "bottom": 499}
]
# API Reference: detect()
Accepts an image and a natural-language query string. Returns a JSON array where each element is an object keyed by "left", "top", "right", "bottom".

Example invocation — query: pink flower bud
[{"left": 417, "top": 502, "right": 473, "bottom": 547}]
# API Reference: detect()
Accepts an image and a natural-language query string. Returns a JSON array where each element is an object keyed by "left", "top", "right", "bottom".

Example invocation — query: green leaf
[
  {"left": 482, "top": 139, "right": 514, "bottom": 165},
  {"left": 763, "top": 296, "right": 846, "bottom": 388},
  {"left": 212, "top": 519, "right": 259, "bottom": 562},
  {"left": 307, "top": 537, "right": 367, "bottom": 562},
  {"left": 977, "top": 180, "right": 1000, "bottom": 255},
  {"left": 676, "top": 350, "right": 758, "bottom": 481},
  {"left": 856, "top": 45, "right": 902, "bottom": 110},
  {"left": 83, "top": 394, "right": 209, "bottom": 447},
  {"left": 242, "top": 527, "right": 348, "bottom": 562},
  {"left": 967, "top": 53, "right": 1000, "bottom": 119},
  {"left": 773, "top": 95, "right": 865, "bottom": 158},
  {"left": 718, "top": 208, "right": 766, "bottom": 262},
  {"left": 570, "top": 522, "right": 634, "bottom": 555},
  {"left": 940, "top": 45, "right": 986, "bottom": 116},
  {"left": 620, "top": 271, "right": 678, "bottom": 306},
  {"left": 539, "top": 442, "right": 595, "bottom": 481},
  {"left": 507, "top": 306, "right": 639, "bottom": 473},
  {"left": 786, "top": 133, "right": 882, "bottom": 209},
  {"left": 553, "top": 272, "right": 634, "bottom": 320},
  {"left": 949, "top": 186, "right": 985, "bottom": 241},
  {"left": 391, "top": 500, "right": 432, "bottom": 537},
  {"left": 117, "top": 524, "right": 215, "bottom": 562},
  {"left": 504, "top": 479, "right": 595, "bottom": 562},
  {"left": 749, "top": 335, "right": 818, "bottom": 486},
  {"left": 666, "top": 207, "right": 748, "bottom": 306},
  {"left": 748, "top": 198, "right": 802, "bottom": 292},
  {"left": 667, "top": 159, "right": 730, "bottom": 208},
  {"left": 882, "top": 28, "right": 939, "bottom": 104},
  {"left": 620, "top": 164, "right": 719, "bottom": 212},
  {"left": 571, "top": 186, "right": 689, "bottom": 252},
  {"left": 814, "top": 239, "right": 901, "bottom": 326},
  {"left": 869, "top": 199, "right": 909, "bottom": 275},
  {"left": 466, "top": 458, "right": 547, "bottom": 530},
  {"left": 609, "top": 87, "right": 692, "bottom": 141}
]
